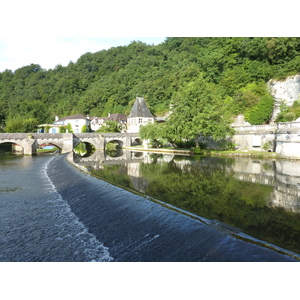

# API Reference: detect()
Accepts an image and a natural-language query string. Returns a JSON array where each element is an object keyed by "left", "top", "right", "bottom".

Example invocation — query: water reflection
[{"left": 70, "top": 150, "right": 300, "bottom": 254}]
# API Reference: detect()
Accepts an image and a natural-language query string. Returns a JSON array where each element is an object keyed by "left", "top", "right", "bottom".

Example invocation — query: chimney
[
  {"left": 55, "top": 115, "right": 59, "bottom": 121},
  {"left": 86, "top": 115, "right": 90, "bottom": 120},
  {"left": 108, "top": 113, "right": 111, "bottom": 117}
]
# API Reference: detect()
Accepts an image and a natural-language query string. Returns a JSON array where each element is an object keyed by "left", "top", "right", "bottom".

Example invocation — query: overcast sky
[{"left": 0, "top": 37, "right": 166, "bottom": 72}]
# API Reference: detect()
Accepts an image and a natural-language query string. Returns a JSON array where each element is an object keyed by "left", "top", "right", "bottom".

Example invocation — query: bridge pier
[
  {"left": 21, "top": 135, "right": 37, "bottom": 155},
  {"left": 62, "top": 133, "right": 74, "bottom": 153}
]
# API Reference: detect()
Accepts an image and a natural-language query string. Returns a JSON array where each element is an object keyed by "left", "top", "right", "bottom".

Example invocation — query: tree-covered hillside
[{"left": 1, "top": 37, "right": 300, "bottom": 131}]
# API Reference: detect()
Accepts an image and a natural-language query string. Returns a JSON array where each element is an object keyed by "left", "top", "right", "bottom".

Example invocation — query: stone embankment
[{"left": 123, "top": 146, "right": 192, "bottom": 155}]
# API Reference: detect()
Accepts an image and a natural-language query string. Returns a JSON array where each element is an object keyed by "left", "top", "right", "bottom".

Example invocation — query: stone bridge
[{"left": 0, "top": 132, "right": 141, "bottom": 155}]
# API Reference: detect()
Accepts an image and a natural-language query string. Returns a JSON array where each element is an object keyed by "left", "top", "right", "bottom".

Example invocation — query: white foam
[{"left": 40, "top": 156, "right": 114, "bottom": 262}]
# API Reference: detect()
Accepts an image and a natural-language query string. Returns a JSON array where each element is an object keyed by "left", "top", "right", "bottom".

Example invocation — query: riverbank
[{"left": 123, "top": 146, "right": 281, "bottom": 159}]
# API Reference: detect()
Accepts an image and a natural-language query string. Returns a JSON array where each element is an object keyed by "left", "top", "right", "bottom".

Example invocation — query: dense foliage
[
  {"left": 1, "top": 37, "right": 300, "bottom": 132},
  {"left": 276, "top": 100, "right": 300, "bottom": 122},
  {"left": 166, "top": 74, "right": 234, "bottom": 144}
]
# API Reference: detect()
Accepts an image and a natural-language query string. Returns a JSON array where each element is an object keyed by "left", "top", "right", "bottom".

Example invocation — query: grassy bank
[
  {"left": 124, "top": 146, "right": 281, "bottom": 159},
  {"left": 200, "top": 149, "right": 280, "bottom": 159},
  {"left": 37, "top": 147, "right": 59, "bottom": 154}
]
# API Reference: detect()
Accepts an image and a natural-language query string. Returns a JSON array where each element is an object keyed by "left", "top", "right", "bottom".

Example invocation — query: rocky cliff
[{"left": 268, "top": 74, "right": 300, "bottom": 122}]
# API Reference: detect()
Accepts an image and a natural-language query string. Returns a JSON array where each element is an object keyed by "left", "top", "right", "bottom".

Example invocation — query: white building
[
  {"left": 38, "top": 114, "right": 91, "bottom": 133},
  {"left": 127, "top": 97, "right": 154, "bottom": 133},
  {"left": 90, "top": 116, "right": 108, "bottom": 131},
  {"left": 90, "top": 113, "right": 127, "bottom": 132}
]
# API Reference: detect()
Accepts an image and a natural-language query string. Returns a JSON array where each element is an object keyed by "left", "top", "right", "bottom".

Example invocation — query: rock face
[
  {"left": 231, "top": 114, "right": 251, "bottom": 126},
  {"left": 268, "top": 74, "right": 300, "bottom": 122}
]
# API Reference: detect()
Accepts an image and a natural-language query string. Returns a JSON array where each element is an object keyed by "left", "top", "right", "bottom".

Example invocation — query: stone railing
[
  {"left": 233, "top": 122, "right": 300, "bottom": 134},
  {"left": 232, "top": 124, "right": 277, "bottom": 133},
  {"left": 277, "top": 122, "right": 300, "bottom": 129}
]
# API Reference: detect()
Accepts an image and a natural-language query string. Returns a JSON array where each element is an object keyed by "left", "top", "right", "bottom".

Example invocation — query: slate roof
[
  {"left": 128, "top": 97, "right": 154, "bottom": 118},
  {"left": 109, "top": 113, "right": 127, "bottom": 122},
  {"left": 91, "top": 116, "right": 108, "bottom": 122},
  {"left": 91, "top": 114, "right": 127, "bottom": 124},
  {"left": 56, "top": 114, "right": 87, "bottom": 121}
]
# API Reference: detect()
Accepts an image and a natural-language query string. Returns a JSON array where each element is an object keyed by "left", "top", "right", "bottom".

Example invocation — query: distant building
[
  {"left": 90, "top": 113, "right": 127, "bottom": 132},
  {"left": 127, "top": 97, "right": 154, "bottom": 133},
  {"left": 38, "top": 114, "right": 91, "bottom": 133},
  {"left": 90, "top": 116, "right": 109, "bottom": 131}
]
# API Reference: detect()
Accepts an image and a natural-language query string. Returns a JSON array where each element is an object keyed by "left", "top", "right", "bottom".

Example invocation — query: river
[{"left": 0, "top": 149, "right": 299, "bottom": 262}]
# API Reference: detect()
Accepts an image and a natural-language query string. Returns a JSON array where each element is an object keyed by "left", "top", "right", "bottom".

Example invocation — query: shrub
[
  {"left": 66, "top": 123, "right": 73, "bottom": 133},
  {"left": 59, "top": 126, "right": 66, "bottom": 133},
  {"left": 245, "top": 94, "right": 274, "bottom": 125},
  {"left": 193, "top": 147, "right": 203, "bottom": 155},
  {"left": 174, "top": 139, "right": 196, "bottom": 148}
]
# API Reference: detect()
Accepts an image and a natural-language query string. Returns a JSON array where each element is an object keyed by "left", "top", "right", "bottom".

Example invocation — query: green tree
[
  {"left": 139, "top": 122, "right": 165, "bottom": 148},
  {"left": 81, "top": 124, "right": 89, "bottom": 132},
  {"left": 2, "top": 37, "right": 300, "bottom": 126},
  {"left": 59, "top": 126, "right": 67, "bottom": 133},
  {"left": 6, "top": 116, "right": 38, "bottom": 133},
  {"left": 66, "top": 123, "right": 73, "bottom": 133},
  {"left": 244, "top": 94, "right": 274, "bottom": 124},
  {"left": 96, "top": 120, "right": 121, "bottom": 133},
  {"left": 166, "top": 74, "right": 233, "bottom": 148}
]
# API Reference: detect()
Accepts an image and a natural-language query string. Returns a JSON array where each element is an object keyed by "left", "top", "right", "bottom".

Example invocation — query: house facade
[
  {"left": 127, "top": 97, "right": 154, "bottom": 133},
  {"left": 90, "top": 113, "right": 127, "bottom": 132},
  {"left": 38, "top": 114, "right": 91, "bottom": 133}
]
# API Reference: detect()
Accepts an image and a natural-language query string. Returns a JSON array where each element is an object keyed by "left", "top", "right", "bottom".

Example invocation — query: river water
[{"left": 0, "top": 150, "right": 299, "bottom": 262}]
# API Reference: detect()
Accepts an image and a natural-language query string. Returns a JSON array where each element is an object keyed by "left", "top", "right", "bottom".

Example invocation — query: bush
[
  {"left": 174, "top": 139, "right": 196, "bottom": 148},
  {"left": 81, "top": 124, "right": 89, "bottom": 133},
  {"left": 193, "top": 147, "right": 203, "bottom": 155},
  {"left": 59, "top": 126, "right": 66, "bottom": 133},
  {"left": 66, "top": 123, "right": 73, "bottom": 133},
  {"left": 276, "top": 100, "right": 300, "bottom": 122},
  {"left": 245, "top": 94, "right": 274, "bottom": 125},
  {"left": 219, "top": 141, "right": 236, "bottom": 151}
]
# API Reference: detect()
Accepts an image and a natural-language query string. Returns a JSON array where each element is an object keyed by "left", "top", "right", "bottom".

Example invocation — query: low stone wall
[{"left": 199, "top": 122, "right": 300, "bottom": 159}]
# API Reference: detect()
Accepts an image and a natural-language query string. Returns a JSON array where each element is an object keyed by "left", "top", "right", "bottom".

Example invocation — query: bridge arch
[
  {"left": 105, "top": 139, "right": 124, "bottom": 149},
  {"left": 132, "top": 137, "right": 142, "bottom": 146},
  {"left": 0, "top": 139, "right": 32, "bottom": 154},
  {"left": 73, "top": 139, "right": 98, "bottom": 149},
  {"left": 73, "top": 141, "right": 96, "bottom": 157},
  {"left": 37, "top": 141, "right": 62, "bottom": 153},
  {"left": 0, "top": 141, "right": 24, "bottom": 154}
]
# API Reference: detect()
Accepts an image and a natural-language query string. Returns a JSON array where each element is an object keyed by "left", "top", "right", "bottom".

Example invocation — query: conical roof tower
[{"left": 128, "top": 97, "right": 154, "bottom": 118}]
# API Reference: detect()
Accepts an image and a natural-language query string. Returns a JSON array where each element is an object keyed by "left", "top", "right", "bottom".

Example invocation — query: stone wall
[{"left": 199, "top": 122, "right": 300, "bottom": 159}]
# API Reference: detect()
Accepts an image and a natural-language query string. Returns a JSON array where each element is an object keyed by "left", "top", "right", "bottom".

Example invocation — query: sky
[
  {"left": 1, "top": 1, "right": 297, "bottom": 73},
  {"left": 0, "top": 37, "right": 166, "bottom": 72}
]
